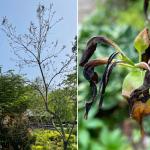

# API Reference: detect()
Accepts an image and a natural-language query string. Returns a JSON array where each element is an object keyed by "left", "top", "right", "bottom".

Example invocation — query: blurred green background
[{"left": 78, "top": 0, "right": 150, "bottom": 149}]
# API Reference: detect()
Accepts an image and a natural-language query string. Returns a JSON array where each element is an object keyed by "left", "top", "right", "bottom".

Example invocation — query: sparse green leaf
[
  {"left": 134, "top": 28, "right": 150, "bottom": 54},
  {"left": 122, "top": 70, "right": 146, "bottom": 98}
]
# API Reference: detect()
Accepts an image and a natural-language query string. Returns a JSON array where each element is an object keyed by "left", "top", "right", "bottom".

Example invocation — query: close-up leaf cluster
[{"left": 78, "top": 0, "right": 150, "bottom": 149}]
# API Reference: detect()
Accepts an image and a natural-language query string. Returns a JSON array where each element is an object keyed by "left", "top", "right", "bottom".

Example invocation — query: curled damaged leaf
[
  {"left": 134, "top": 28, "right": 150, "bottom": 54},
  {"left": 83, "top": 60, "right": 100, "bottom": 119},
  {"left": 79, "top": 36, "right": 125, "bottom": 119},
  {"left": 80, "top": 36, "right": 132, "bottom": 119},
  {"left": 83, "top": 52, "right": 120, "bottom": 119},
  {"left": 99, "top": 52, "right": 120, "bottom": 108},
  {"left": 84, "top": 81, "right": 97, "bottom": 120},
  {"left": 80, "top": 32, "right": 150, "bottom": 137},
  {"left": 79, "top": 36, "right": 132, "bottom": 67},
  {"left": 132, "top": 101, "right": 150, "bottom": 137}
]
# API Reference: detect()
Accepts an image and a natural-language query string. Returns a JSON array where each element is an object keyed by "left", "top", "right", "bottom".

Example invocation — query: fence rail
[{"left": 29, "top": 122, "right": 77, "bottom": 130}]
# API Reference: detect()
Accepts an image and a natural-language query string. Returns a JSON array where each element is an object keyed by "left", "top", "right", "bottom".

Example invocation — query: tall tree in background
[
  {"left": 0, "top": 71, "right": 35, "bottom": 149},
  {"left": 1, "top": 3, "right": 76, "bottom": 150}
]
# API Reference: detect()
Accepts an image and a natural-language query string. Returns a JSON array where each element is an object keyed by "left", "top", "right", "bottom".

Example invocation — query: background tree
[
  {"left": 0, "top": 70, "right": 35, "bottom": 150},
  {"left": 1, "top": 3, "right": 76, "bottom": 150}
]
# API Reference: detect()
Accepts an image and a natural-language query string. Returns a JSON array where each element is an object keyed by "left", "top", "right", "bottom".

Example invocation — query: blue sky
[{"left": 0, "top": 0, "right": 77, "bottom": 80}]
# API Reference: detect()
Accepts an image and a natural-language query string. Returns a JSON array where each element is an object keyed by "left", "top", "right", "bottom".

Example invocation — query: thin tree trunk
[{"left": 63, "top": 141, "right": 68, "bottom": 150}]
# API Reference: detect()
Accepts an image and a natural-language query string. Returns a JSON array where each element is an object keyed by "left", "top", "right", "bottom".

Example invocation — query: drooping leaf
[
  {"left": 79, "top": 36, "right": 125, "bottom": 66},
  {"left": 83, "top": 61, "right": 99, "bottom": 119},
  {"left": 99, "top": 52, "right": 120, "bottom": 108}
]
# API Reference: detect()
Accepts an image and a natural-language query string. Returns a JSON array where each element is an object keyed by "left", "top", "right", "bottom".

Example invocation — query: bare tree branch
[{"left": 1, "top": 3, "right": 76, "bottom": 149}]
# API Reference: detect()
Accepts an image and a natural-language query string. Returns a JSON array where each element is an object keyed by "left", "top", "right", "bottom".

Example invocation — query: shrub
[{"left": 31, "top": 129, "right": 77, "bottom": 150}]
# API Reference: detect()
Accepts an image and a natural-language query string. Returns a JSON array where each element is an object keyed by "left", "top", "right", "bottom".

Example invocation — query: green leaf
[
  {"left": 79, "top": 129, "right": 90, "bottom": 149},
  {"left": 122, "top": 69, "right": 146, "bottom": 98},
  {"left": 90, "top": 140, "right": 105, "bottom": 150},
  {"left": 85, "top": 119, "right": 104, "bottom": 129},
  {"left": 99, "top": 127, "right": 109, "bottom": 146},
  {"left": 134, "top": 28, "right": 150, "bottom": 54}
]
